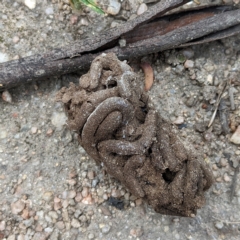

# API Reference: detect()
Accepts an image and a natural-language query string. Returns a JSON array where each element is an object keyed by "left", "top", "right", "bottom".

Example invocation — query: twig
[
  {"left": 0, "top": 3, "right": 240, "bottom": 90},
  {"left": 208, "top": 81, "right": 228, "bottom": 128},
  {"left": 212, "top": 216, "right": 240, "bottom": 225}
]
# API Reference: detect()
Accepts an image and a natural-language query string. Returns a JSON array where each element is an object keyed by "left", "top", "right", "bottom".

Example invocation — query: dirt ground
[{"left": 0, "top": 0, "right": 240, "bottom": 239}]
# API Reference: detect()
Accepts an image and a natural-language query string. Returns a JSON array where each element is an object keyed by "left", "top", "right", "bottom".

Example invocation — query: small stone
[
  {"left": 7, "top": 235, "right": 16, "bottom": 240},
  {"left": 220, "top": 158, "right": 227, "bottom": 167},
  {"left": 207, "top": 74, "right": 213, "bottom": 85},
  {"left": 54, "top": 202, "right": 62, "bottom": 211},
  {"left": 21, "top": 209, "right": 29, "bottom": 219},
  {"left": 42, "top": 191, "right": 53, "bottom": 202},
  {"left": 92, "top": 178, "right": 99, "bottom": 187},
  {"left": 215, "top": 221, "right": 224, "bottom": 229},
  {"left": 130, "top": 227, "right": 143, "bottom": 237},
  {"left": 54, "top": 197, "right": 61, "bottom": 203},
  {"left": 0, "top": 221, "right": 6, "bottom": 231},
  {"left": 11, "top": 200, "right": 25, "bottom": 215},
  {"left": 100, "top": 224, "right": 111, "bottom": 234},
  {"left": 135, "top": 198, "right": 143, "bottom": 206},
  {"left": 230, "top": 126, "right": 240, "bottom": 144},
  {"left": 70, "top": 15, "right": 78, "bottom": 25},
  {"left": 24, "top": 0, "right": 36, "bottom": 9},
  {"left": 17, "top": 234, "right": 25, "bottom": 240},
  {"left": 0, "top": 129, "right": 8, "bottom": 139},
  {"left": 45, "top": 7, "right": 54, "bottom": 15},
  {"left": 82, "top": 194, "right": 94, "bottom": 205},
  {"left": 111, "top": 189, "right": 121, "bottom": 198},
  {"left": 80, "top": 18, "right": 89, "bottom": 26},
  {"left": 46, "top": 128, "right": 54, "bottom": 136},
  {"left": 99, "top": 206, "right": 112, "bottom": 216},
  {"left": 107, "top": 0, "right": 121, "bottom": 15},
  {"left": 184, "top": 60, "right": 194, "bottom": 68},
  {"left": 71, "top": 218, "right": 80, "bottom": 228},
  {"left": 223, "top": 173, "right": 231, "bottom": 182},
  {"left": 181, "top": 48, "right": 194, "bottom": 59},
  {"left": 79, "top": 215, "right": 87, "bottom": 223},
  {"left": 51, "top": 112, "right": 67, "bottom": 131},
  {"left": 67, "top": 179, "right": 77, "bottom": 186},
  {"left": 88, "top": 233, "right": 95, "bottom": 239},
  {"left": 56, "top": 221, "right": 65, "bottom": 230},
  {"left": 2, "top": 90, "right": 12, "bottom": 103},
  {"left": 31, "top": 127, "right": 38, "bottom": 134},
  {"left": 87, "top": 171, "right": 95, "bottom": 180},
  {"left": 12, "top": 36, "right": 20, "bottom": 43},
  {"left": 137, "top": 3, "right": 148, "bottom": 15},
  {"left": 164, "top": 226, "right": 169, "bottom": 232},
  {"left": 62, "top": 200, "right": 69, "bottom": 208},
  {"left": 0, "top": 52, "right": 9, "bottom": 63},
  {"left": 49, "top": 211, "right": 58, "bottom": 219},
  {"left": 35, "top": 224, "right": 43, "bottom": 232},
  {"left": 75, "top": 192, "right": 83, "bottom": 202},
  {"left": 173, "top": 116, "right": 184, "bottom": 125},
  {"left": 82, "top": 187, "right": 89, "bottom": 198},
  {"left": 68, "top": 190, "right": 76, "bottom": 199}
]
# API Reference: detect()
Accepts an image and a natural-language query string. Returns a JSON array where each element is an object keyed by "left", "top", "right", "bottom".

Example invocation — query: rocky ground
[{"left": 0, "top": 0, "right": 240, "bottom": 239}]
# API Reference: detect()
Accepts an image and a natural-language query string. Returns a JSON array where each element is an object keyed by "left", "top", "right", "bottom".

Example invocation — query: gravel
[{"left": 0, "top": 0, "right": 240, "bottom": 239}]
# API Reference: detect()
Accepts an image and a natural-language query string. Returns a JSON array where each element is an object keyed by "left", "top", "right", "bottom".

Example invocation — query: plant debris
[
  {"left": 56, "top": 53, "right": 214, "bottom": 217},
  {"left": 140, "top": 62, "right": 154, "bottom": 91}
]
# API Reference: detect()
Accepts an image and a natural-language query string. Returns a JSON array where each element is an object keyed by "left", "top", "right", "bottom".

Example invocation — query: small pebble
[
  {"left": 56, "top": 221, "right": 65, "bottom": 230},
  {"left": 2, "top": 90, "right": 12, "bottom": 103},
  {"left": 71, "top": 218, "right": 80, "bottom": 228},
  {"left": 80, "top": 18, "right": 89, "bottom": 26},
  {"left": 11, "top": 200, "right": 25, "bottom": 215},
  {"left": 137, "top": 3, "right": 148, "bottom": 15},
  {"left": 87, "top": 171, "right": 95, "bottom": 180},
  {"left": 42, "top": 191, "right": 53, "bottom": 202},
  {"left": 7, "top": 235, "right": 16, "bottom": 240},
  {"left": 31, "top": 127, "right": 38, "bottom": 134},
  {"left": 135, "top": 198, "right": 143, "bottom": 206},
  {"left": 107, "top": 0, "right": 121, "bottom": 15},
  {"left": 51, "top": 112, "right": 67, "bottom": 130},
  {"left": 215, "top": 221, "right": 224, "bottom": 229},
  {"left": 70, "top": 15, "right": 78, "bottom": 25},
  {"left": 0, "top": 52, "right": 9, "bottom": 63},
  {"left": 68, "top": 190, "right": 76, "bottom": 199},
  {"left": 173, "top": 116, "right": 184, "bottom": 125},
  {"left": 12, "top": 36, "right": 20, "bottom": 43},
  {"left": 220, "top": 158, "right": 227, "bottom": 167},
  {"left": 24, "top": 0, "right": 36, "bottom": 9},
  {"left": 100, "top": 223, "right": 111, "bottom": 234},
  {"left": 230, "top": 126, "right": 240, "bottom": 144},
  {"left": 45, "top": 7, "right": 54, "bottom": 15},
  {"left": 184, "top": 60, "right": 194, "bottom": 68},
  {"left": 182, "top": 48, "right": 194, "bottom": 59},
  {"left": 82, "top": 187, "right": 89, "bottom": 198},
  {"left": 46, "top": 128, "right": 54, "bottom": 136},
  {"left": 54, "top": 202, "right": 62, "bottom": 211},
  {"left": 75, "top": 192, "right": 83, "bottom": 202},
  {"left": 82, "top": 194, "right": 94, "bottom": 205},
  {"left": 130, "top": 227, "right": 143, "bottom": 237},
  {"left": 62, "top": 200, "right": 69, "bottom": 208},
  {"left": 223, "top": 173, "right": 231, "bottom": 182},
  {"left": 88, "top": 233, "right": 95, "bottom": 239},
  {"left": 0, "top": 221, "right": 6, "bottom": 231},
  {"left": 99, "top": 206, "right": 112, "bottom": 216},
  {"left": 21, "top": 209, "right": 29, "bottom": 219}
]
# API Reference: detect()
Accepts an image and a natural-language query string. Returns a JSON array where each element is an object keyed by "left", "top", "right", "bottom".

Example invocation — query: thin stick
[{"left": 208, "top": 81, "right": 228, "bottom": 128}]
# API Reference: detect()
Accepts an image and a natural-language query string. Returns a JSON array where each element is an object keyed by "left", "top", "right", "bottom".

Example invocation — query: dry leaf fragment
[{"left": 140, "top": 62, "right": 154, "bottom": 91}]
